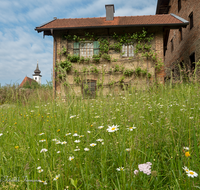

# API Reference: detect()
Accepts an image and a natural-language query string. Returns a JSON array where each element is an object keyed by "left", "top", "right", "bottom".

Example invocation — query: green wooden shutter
[
  {"left": 93, "top": 41, "right": 99, "bottom": 55},
  {"left": 73, "top": 42, "right": 79, "bottom": 55}
]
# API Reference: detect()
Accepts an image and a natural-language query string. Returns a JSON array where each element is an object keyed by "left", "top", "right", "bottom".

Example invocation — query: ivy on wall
[{"left": 56, "top": 28, "right": 162, "bottom": 86}]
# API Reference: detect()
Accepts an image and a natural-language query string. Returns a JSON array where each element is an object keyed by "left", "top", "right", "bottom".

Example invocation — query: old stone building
[
  {"left": 156, "top": 0, "right": 200, "bottom": 79},
  {"left": 35, "top": 4, "right": 188, "bottom": 97}
]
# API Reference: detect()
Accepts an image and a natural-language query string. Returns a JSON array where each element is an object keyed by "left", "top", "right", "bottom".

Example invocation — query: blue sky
[{"left": 0, "top": 0, "right": 157, "bottom": 86}]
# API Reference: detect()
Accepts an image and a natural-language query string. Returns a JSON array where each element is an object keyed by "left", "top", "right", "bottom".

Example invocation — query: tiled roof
[
  {"left": 19, "top": 76, "right": 37, "bottom": 88},
  {"left": 35, "top": 14, "right": 188, "bottom": 31}
]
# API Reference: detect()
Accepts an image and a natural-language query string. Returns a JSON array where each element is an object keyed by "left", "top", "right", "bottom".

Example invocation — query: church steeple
[{"left": 33, "top": 61, "right": 42, "bottom": 84}]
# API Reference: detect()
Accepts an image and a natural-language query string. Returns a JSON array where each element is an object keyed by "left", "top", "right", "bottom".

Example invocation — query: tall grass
[{"left": 0, "top": 83, "right": 200, "bottom": 189}]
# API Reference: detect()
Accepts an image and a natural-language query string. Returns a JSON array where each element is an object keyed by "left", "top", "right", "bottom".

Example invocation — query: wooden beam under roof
[{"left": 156, "top": 0, "right": 170, "bottom": 14}]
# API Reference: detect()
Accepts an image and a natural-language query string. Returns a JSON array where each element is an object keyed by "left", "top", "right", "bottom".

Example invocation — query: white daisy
[
  {"left": 65, "top": 133, "right": 71, "bottom": 136},
  {"left": 37, "top": 166, "right": 41, "bottom": 170},
  {"left": 38, "top": 133, "right": 44, "bottom": 136},
  {"left": 39, "top": 139, "right": 46, "bottom": 142},
  {"left": 96, "top": 139, "right": 103, "bottom": 142},
  {"left": 107, "top": 125, "right": 119, "bottom": 132},
  {"left": 61, "top": 141, "right": 67, "bottom": 145},
  {"left": 127, "top": 125, "right": 136, "bottom": 131},
  {"left": 98, "top": 126, "right": 104, "bottom": 129},
  {"left": 52, "top": 139, "right": 57, "bottom": 141},
  {"left": 84, "top": 148, "right": 89, "bottom": 151},
  {"left": 74, "top": 149, "right": 80, "bottom": 151},
  {"left": 87, "top": 131, "right": 91, "bottom": 133},
  {"left": 116, "top": 167, "right": 124, "bottom": 171},
  {"left": 56, "top": 140, "right": 61, "bottom": 144},
  {"left": 187, "top": 170, "right": 198, "bottom": 178},
  {"left": 74, "top": 140, "right": 80, "bottom": 143},
  {"left": 73, "top": 133, "right": 79, "bottom": 137},
  {"left": 70, "top": 115, "right": 76, "bottom": 119},
  {"left": 183, "top": 147, "right": 189, "bottom": 150},
  {"left": 53, "top": 174, "right": 60, "bottom": 181},
  {"left": 0, "top": 133, "right": 3, "bottom": 136},
  {"left": 182, "top": 166, "right": 190, "bottom": 173},
  {"left": 57, "top": 151, "right": 61, "bottom": 153},
  {"left": 38, "top": 169, "right": 43, "bottom": 173},
  {"left": 90, "top": 143, "right": 97, "bottom": 147},
  {"left": 40, "top": 148, "right": 48, "bottom": 153},
  {"left": 126, "top": 148, "right": 131, "bottom": 151},
  {"left": 69, "top": 156, "right": 74, "bottom": 161},
  {"left": 43, "top": 181, "right": 47, "bottom": 185}
]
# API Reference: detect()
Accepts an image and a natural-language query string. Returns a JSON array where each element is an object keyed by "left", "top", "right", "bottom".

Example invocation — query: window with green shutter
[
  {"left": 73, "top": 41, "right": 100, "bottom": 57},
  {"left": 73, "top": 42, "right": 79, "bottom": 55},
  {"left": 93, "top": 41, "right": 100, "bottom": 55}
]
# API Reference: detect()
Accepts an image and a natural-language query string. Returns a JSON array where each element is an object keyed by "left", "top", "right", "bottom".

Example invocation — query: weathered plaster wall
[{"left": 52, "top": 27, "right": 164, "bottom": 97}]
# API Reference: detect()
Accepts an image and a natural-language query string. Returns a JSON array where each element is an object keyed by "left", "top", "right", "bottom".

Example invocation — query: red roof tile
[
  {"left": 19, "top": 76, "right": 37, "bottom": 88},
  {"left": 36, "top": 14, "right": 188, "bottom": 31}
]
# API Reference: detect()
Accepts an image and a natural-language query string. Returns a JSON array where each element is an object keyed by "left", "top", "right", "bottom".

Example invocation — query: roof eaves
[
  {"left": 35, "top": 18, "right": 57, "bottom": 30},
  {"left": 36, "top": 23, "right": 190, "bottom": 32},
  {"left": 170, "top": 13, "right": 189, "bottom": 24}
]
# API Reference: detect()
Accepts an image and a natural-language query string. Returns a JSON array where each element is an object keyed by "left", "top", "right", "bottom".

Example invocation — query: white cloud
[
  {"left": 0, "top": 0, "right": 157, "bottom": 86},
  {"left": 0, "top": 26, "right": 52, "bottom": 85}
]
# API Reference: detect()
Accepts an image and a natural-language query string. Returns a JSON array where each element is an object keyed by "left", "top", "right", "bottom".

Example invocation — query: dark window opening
[
  {"left": 82, "top": 79, "right": 96, "bottom": 98},
  {"left": 179, "top": 28, "right": 182, "bottom": 42},
  {"left": 179, "top": 61, "right": 184, "bottom": 69},
  {"left": 189, "top": 52, "right": 195, "bottom": 71},
  {"left": 178, "top": 0, "right": 181, "bottom": 12},
  {"left": 171, "top": 38, "right": 174, "bottom": 52},
  {"left": 189, "top": 12, "right": 194, "bottom": 29}
]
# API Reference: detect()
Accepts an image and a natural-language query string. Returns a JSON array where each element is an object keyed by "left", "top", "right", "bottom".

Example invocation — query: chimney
[{"left": 105, "top": 4, "right": 115, "bottom": 21}]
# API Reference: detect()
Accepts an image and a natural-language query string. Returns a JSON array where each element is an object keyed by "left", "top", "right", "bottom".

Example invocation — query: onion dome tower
[{"left": 33, "top": 61, "right": 42, "bottom": 84}]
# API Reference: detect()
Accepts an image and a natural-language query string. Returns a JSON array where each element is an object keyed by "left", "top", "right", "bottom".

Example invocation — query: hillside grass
[{"left": 0, "top": 83, "right": 200, "bottom": 189}]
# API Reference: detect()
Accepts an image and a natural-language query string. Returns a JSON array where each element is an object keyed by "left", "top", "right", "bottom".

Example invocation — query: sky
[{"left": 0, "top": 0, "right": 157, "bottom": 86}]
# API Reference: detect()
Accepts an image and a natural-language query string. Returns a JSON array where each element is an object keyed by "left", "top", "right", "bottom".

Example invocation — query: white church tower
[{"left": 33, "top": 62, "right": 42, "bottom": 84}]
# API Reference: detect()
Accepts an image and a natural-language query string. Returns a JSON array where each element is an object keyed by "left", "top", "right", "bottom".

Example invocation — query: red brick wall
[{"left": 164, "top": 0, "right": 200, "bottom": 76}]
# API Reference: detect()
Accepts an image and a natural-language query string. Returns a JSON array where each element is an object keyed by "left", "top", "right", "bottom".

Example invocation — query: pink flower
[{"left": 134, "top": 170, "right": 139, "bottom": 175}]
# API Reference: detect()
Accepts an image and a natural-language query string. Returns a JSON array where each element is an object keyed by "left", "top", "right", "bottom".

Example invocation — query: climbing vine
[{"left": 57, "top": 28, "right": 163, "bottom": 86}]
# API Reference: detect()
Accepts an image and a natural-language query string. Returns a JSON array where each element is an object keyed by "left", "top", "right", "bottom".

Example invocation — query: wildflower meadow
[{"left": 0, "top": 83, "right": 200, "bottom": 189}]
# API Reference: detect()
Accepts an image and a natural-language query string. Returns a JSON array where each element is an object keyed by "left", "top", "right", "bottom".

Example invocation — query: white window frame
[
  {"left": 122, "top": 44, "right": 134, "bottom": 57},
  {"left": 73, "top": 41, "right": 100, "bottom": 58},
  {"left": 80, "top": 42, "right": 93, "bottom": 58}
]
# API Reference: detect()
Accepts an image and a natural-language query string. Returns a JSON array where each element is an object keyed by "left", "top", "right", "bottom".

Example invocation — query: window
[
  {"left": 179, "top": 28, "right": 182, "bottom": 42},
  {"left": 178, "top": 0, "right": 181, "bottom": 12},
  {"left": 122, "top": 44, "right": 134, "bottom": 57},
  {"left": 35, "top": 77, "right": 37, "bottom": 80},
  {"left": 171, "top": 38, "right": 174, "bottom": 52},
  {"left": 189, "top": 12, "right": 193, "bottom": 29},
  {"left": 189, "top": 52, "right": 195, "bottom": 71},
  {"left": 73, "top": 41, "right": 100, "bottom": 58},
  {"left": 82, "top": 79, "right": 96, "bottom": 98}
]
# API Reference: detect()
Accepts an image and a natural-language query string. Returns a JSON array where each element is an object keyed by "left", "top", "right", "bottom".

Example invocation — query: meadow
[{"left": 0, "top": 83, "right": 200, "bottom": 189}]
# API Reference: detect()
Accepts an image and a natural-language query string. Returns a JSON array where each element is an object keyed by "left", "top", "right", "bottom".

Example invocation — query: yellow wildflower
[{"left": 185, "top": 152, "right": 190, "bottom": 157}]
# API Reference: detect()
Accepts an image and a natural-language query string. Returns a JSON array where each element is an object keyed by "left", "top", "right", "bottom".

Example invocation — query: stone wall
[{"left": 52, "top": 26, "right": 164, "bottom": 97}]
